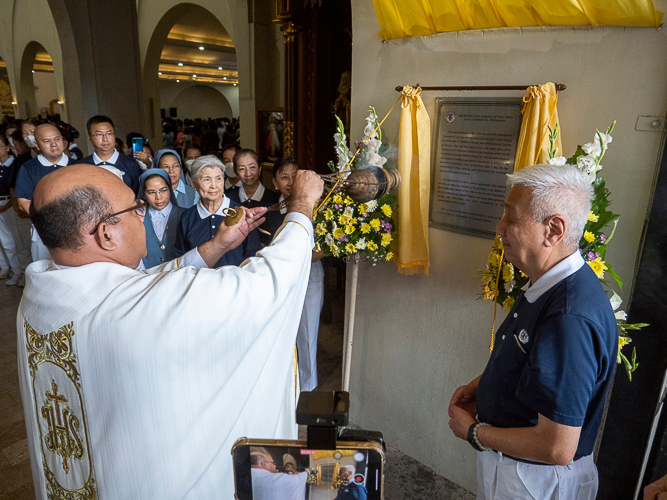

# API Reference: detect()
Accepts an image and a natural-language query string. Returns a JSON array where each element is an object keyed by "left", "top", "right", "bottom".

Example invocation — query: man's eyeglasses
[
  {"left": 89, "top": 199, "right": 147, "bottom": 235},
  {"left": 91, "top": 132, "right": 115, "bottom": 140}
]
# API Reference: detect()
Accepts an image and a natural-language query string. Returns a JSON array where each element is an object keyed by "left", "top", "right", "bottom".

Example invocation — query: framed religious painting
[{"left": 256, "top": 109, "right": 284, "bottom": 165}]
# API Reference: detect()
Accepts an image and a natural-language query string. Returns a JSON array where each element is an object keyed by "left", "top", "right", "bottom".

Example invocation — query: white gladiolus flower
[
  {"left": 615, "top": 310, "right": 628, "bottom": 321},
  {"left": 582, "top": 141, "right": 602, "bottom": 157},
  {"left": 548, "top": 156, "right": 567, "bottom": 166},
  {"left": 577, "top": 154, "right": 597, "bottom": 174},
  {"left": 363, "top": 122, "right": 375, "bottom": 142},
  {"left": 610, "top": 291, "right": 623, "bottom": 311},
  {"left": 596, "top": 132, "right": 613, "bottom": 146},
  {"left": 366, "top": 138, "right": 382, "bottom": 155},
  {"left": 367, "top": 152, "right": 387, "bottom": 167}
]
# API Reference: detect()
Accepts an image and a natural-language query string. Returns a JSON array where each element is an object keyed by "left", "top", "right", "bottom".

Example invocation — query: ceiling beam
[{"left": 163, "top": 38, "right": 236, "bottom": 54}]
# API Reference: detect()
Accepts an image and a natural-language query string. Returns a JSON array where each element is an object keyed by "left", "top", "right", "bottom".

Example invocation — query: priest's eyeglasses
[{"left": 89, "top": 199, "right": 148, "bottom": 235}]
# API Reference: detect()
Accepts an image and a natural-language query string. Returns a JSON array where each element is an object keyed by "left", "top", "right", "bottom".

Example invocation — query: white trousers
[
  {"left": 30, "top": 224, "right": 50, "bottom": 262},
  {"left": 477, "top": 451, "right": 598, "bottom": 500},
  {"left": 0, "top": 200, "right": 21, "bottom": 272},
  {"left": 12, "top": 213, "right": 32, "bottom": 272},
  {"left": 296, "top": 260, "right": 324, "bottom": 391}
]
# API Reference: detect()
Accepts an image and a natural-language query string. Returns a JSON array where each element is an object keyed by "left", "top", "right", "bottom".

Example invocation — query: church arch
[
  {"left": 18, "top": 42, "right": 59, "bottom": 119},
  {"left": 0, "top": 56, "right": 16, "bottom": 120},
  {"left": 170, "top": 84, "right": 233, "bottom": 119}
]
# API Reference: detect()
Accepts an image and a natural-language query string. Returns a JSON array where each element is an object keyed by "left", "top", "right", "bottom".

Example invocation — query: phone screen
[
  {"left": 233, "top": 440, "right": 384, "bottom": 500},
  {"left": 132, "top": 137, "right": 144, "bottom": 156}
]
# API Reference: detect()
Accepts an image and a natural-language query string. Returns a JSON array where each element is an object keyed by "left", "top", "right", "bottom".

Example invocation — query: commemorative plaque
[{"left": 429, "top": 98, "right": 523, "bottom": 238}]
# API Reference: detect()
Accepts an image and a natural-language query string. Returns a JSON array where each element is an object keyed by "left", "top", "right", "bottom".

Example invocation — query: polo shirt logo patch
[{"left": 518, "top": 329, "right": 529, "bottom": 344}]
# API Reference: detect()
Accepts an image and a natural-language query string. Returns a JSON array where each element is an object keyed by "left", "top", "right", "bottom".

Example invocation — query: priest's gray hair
[
  {"left": 340, "top": 465, "right": 356, "bottom": 474},
  {"left": 190, "top": 155, "right": 225, "bottom": 184},
  {"left": 506, "top": 163, "right": 593, "bottom": 249}
]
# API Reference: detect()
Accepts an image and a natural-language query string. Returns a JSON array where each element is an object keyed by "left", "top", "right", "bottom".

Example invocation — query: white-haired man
[
  {"left": 335, "top": 465, "right": 366, "bottom": 500},
  {"left": 250, "top": 450, "right": 309, "bottom": 500},
  {"left": 448, "top": 164, "right": 617, "bottom": 499}
]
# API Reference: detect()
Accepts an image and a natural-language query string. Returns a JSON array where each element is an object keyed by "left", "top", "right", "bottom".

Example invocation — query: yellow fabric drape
[
  {"left": 514, "top": 82, "right": 562, "bottom": 171},
  {"left": 395, "top": 86, "right": 430, "bottom": 276},
  {"left": 371, "top": 0, "right": 663, "bottom": 40}
]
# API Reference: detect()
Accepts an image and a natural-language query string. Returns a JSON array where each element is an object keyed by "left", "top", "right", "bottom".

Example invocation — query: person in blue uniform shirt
[
  {"left": 155, "top": 149, "right": 199, "bottom": 209},
  {"left": 226, "top": 149, "right": 279, "bottom": 209},
  {"left": 79, "top": 115, "right": 142, "bottom": 193},
  {"left": 174, "top": 155, "right": 260, "bottom": 268},
  {"left": 265, "top": 156, "right": 324, "bottom": 391},
  {"left": 221, "top": 144, "right": 241, "bottom": 198},
  {"left": 15, "top": 123, "right": 74, "bottom": 263},
  {"left": 137, "top": 169, "right": 185, "bottom": 269},
  {"left": 448, "top": 163, "right": 617, "bottom": 500},
  {"left": 336, "top": 466, "right": 367, "bottom": 500}
]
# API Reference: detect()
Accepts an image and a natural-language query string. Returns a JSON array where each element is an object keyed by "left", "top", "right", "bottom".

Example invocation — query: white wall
[
  {"left": 33, "top": 71, "right": 59, "bottom": 111},
  {"left": 159, "top": 80, "right": 239, "bottom": 117},
  {"left": 348, "top": 1, "right": 667, "bottom": 492}
]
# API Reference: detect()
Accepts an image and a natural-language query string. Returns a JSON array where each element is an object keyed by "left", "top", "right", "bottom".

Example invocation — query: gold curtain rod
[{"left": 395, "top": 83, "right": 567, "bottom": 92}]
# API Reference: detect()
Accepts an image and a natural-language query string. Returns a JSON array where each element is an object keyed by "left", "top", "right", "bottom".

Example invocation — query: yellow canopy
[{"left": 371, "top": 0, "right": 663, "bottom": 40}]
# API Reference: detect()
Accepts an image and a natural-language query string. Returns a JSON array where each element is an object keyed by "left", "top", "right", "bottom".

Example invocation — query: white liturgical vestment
[
  {"left": 251, "top": 468, "right": 308, "bottom": 500},
  {"left": 17, "top": 216, "right": 313, "bottom": 500}
]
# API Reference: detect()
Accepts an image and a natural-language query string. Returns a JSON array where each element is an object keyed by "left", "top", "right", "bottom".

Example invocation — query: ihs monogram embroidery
[{"left": 42, "top": 379, "right": 84, "bottom": 473}]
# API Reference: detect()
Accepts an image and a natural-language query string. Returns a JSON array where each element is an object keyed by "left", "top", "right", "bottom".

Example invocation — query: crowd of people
[{"left": 0, "top": 111, "right": 322, "bottom": 392}]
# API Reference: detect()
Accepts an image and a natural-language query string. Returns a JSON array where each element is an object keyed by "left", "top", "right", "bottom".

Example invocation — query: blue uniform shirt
[
  {"left": 14, "top": 154, "right": 72, "bottom": 200},
  {"left": 336, "top": 480, "right": 367, "bottom": 500},
  {"left": 80, "top": 149, "right": 142, "bottom": 193},
  {"left": 174, "top": 197, "right": 261, "bottom": 268},
  {"left": 476, "top": 252, "right": 617, "bottom": 460}
]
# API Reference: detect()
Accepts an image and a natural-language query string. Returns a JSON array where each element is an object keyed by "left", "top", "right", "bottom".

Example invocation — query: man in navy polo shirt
[
  {"left": 15, "top": 124, "right": 74, "bottom": 263},
  {"left": 79, "top": 115, "right": 141, "bottom": 193},
  {"left": 448, "top": 163, "right": 617, "bottom": 500}
]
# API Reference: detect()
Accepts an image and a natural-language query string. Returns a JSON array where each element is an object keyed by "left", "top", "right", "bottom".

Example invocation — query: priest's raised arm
[{"left": 17, "top": 164, "right": 324, "bottom": 500}]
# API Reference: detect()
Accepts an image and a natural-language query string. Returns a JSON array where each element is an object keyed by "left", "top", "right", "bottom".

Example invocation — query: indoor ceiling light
[
  {"left": 57, "top": 100, "right": 63, "bottom": 104},
  {"left": 178, "top": 62, "right": 184, "bottom": 66},
  {"left": 233, "top": 83, "right": 237, "bottom": 86},
  {"left": 176, "top": 79, "right": 180, "bottom": 82},
  {"left": 31, "top": 70, "right": 35, "bottom": 73},
  {"left": 192, "top": 74, "right": 197, "bottom": 78},
  {"left": 199, "top": 46, "right": 205, "bottom": 50},
  {"left": 223, "top": 76, "right": 227, "bottom": 80},
  {"left": 158, "top": 72, "right": 162, "bottom": 75},
  {"left": 218, "top": 67, "right": 222, "bottom": 70}
]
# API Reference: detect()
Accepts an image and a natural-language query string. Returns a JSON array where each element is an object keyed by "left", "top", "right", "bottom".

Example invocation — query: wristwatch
[{"left": 467, "top": 422, "right": 491, "bottom": 452}]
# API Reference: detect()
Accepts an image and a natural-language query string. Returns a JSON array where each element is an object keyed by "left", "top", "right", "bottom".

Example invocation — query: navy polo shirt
[
  {"left": 0, "top": 156, "right": 14, "bottom": 196},
  {"left": 79, "top": 149, "right": 142, "bottom": 193},
  {"left": 476, "top": 252, "right": 617, "bottom": 460},
  {"left": 14, "top": 154, "right": 73, "bottom": 200},
  {"left": 8, "top": 152, "right": 32, "bottom": 189},
  {"left": 174, "top": 197, "right": 261, "bottom": 268}
]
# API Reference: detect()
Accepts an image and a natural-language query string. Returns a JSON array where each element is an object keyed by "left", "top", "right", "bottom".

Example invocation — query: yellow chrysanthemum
[
  {"left": 333, "top": 194, "right": 343, "bottom": 204},
  {"left": 359, "top": 204, "right": 368, "bottom": 214},
  {"left": 588, "top": 211, "right": 599, "bottom": 223},
  {"left": 324, "top": 209, "right": 334, "bottom": 221},
  {"left": 488, "top": 252, "right": 501, "bottom": 268},
  {"left": 381, "top": 233, "right": 392, "bottom": 247},
  {"left": 502, "top": 297, "right": 514, "bottom": 311},
  {"left": 385, "top": 252, "right": 393, "bottom": 261},
  {"left": 482, "top": 271, "right": 493, "bottom": 285},
  {"left": 502, "top": 263, "right": 514, "bottom": 282},
  {"left": 483, "top": 285, "right": 495, "bottom": 300},
  {"left": 584, "top": 231, "right": 595, "bottom": 243},
  {"left": 314, "top": 242, "right": 321, "bottom": 252},
  {"left": 519, "top": 271, "right": 527, "bottom": 278},
  {"left": 330, "top": 243, "right": 339, "bottom": 255},
  {"left": 316, "top": 223, "right": 327, "bottom": 236},
  {"left": 361, "top": 223, "right": 371, "bottom": 234},
  {"left": 344, "top": 224, "right": 356, "bottom": 235},
  {"left": 344, "top": 197, "right": 353, "bottom": 206},
  {"left": 333, "top": 228, "right": 343, "bottom": 240},
  {"left": 493, "top": 235, "right": 503, "bottom": 251},
  {"left": 370, "top": 219, "right": 381, "bottom": 230},
  {"left": 619, "top": 336, "right": 631, "bottom": 349},
  {"left": 588, "top": 257, "right": 607, "bottom": 279},
  {"left": 368, "top": 241, "right": 378, "bottom": 251},
  {"left": 345, "top": 243, "right": 356, "bottom": 254},
  {"left": 381, "top": 204, "right": 392, "bottom": 216}
]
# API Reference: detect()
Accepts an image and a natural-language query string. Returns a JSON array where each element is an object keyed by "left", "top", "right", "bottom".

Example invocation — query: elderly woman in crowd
[
  {"left": 154, "top": 148, "right": 199, "bottom": 208},
  {"left": 265, "top": 156, "right": 324, "bottom": 391},
  {"left": 227, "top": 148, "right": 279, "bottom": 209},
  {"left": 137, "top": 169, "right": 185, "bottom": 268},
  {"left": 174, "top": 155, "right": 260, "bottom": 267}
]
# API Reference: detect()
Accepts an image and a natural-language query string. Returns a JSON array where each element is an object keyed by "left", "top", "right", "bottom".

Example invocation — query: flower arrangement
[
  {"left": 313, "top": 108, "right": 397, "bottom": 262},
  {"left": 480, "top": 122, "right": 648, "bottom": 380}
]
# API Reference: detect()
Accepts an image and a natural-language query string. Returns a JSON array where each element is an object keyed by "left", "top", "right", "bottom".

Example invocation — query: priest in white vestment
[{"left": 17, "top": 164, "right": 323, "bottom": 500}]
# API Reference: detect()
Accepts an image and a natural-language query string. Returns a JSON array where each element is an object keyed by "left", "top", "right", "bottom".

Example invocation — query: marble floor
[{"left": 0, "top": 265, "right": 473, "bottom": 499}]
